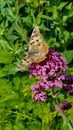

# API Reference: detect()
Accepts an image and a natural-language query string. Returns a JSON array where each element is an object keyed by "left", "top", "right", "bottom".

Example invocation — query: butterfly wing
[
  {"left": 29, "top": 42, "right": 48, "bottom": 63},
  {"left": 29, "top": 27, "right": 42, "bottom": 51},
  {"left": 29, "top": 27, "right": 48, "bottom": 62},
  {"left": 16, "top": 56, "right": 31, "bottom": 71}
]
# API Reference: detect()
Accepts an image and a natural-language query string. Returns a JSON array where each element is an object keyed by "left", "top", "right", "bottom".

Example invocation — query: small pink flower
[{"left": 33, "top": 92, "right": 47, "bottom": 102}]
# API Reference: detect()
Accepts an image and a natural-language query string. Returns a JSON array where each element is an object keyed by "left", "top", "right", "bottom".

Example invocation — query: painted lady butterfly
[{"left": 16, "top": 27, "right": 48, "bottom": 71}]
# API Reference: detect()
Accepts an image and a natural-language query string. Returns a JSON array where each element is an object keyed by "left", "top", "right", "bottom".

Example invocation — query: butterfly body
[{"left": 16, "top": 27, "right": 48, "bottom": 71}]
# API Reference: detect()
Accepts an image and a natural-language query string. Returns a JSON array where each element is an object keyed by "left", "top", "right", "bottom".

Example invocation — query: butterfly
[{"left": 16, "top": 27, "right": 48, "bottom": 71}]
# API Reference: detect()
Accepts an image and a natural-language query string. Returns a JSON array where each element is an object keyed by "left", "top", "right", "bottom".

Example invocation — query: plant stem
[
  {"left": 51, "top": 89, "right": 73, "bottom": 130},
  {"left": 58, "top": 106, "right": 73, "bottom": 130}
]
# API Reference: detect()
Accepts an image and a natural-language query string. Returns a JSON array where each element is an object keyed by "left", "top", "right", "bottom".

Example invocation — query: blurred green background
[{"left": 0, "top": 0, "right": 73, "bottom": 130}]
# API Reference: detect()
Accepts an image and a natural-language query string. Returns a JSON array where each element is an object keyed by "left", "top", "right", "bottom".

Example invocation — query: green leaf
[
  {"left": 53, "top": 6, "right": 58, "bottom": 20},
  {"left": 4, "top": 123, "right": 12, "bottom": 130},
  {"left": 0, "top": 50, "right": 14, "bottom": 64},
  {"left": 66, "top": 67, "right": 73, "bottom": 75},
  {"left": 58, "top": 2, "right": 68, "bottom": 10},
  {"left": 32, "top": 0, "right": 39, "bottom": 8},
  {"left": 68, "top": 108, "right": 73, "bottom": 123},
  {"left": 0, "top": 39, "right": 12, "bottom": 50},
  {"left": 22, "top": 16, "right": 32, "bottom": 26},
  {"left": 41, "top": 14, "right": 53, "bottom": 21},
  {"left": 62, "top": 122, "right": 69, "bottom": 130},
  {"left": 40, "top": 23, "right": 50, "bottom": 31},
  {"left": 61, "top": 50, "right": 73, "bottom": 64},
  {"left": 0, "top": 69, "right": 6, "bottom": 78},
  {"left": 0, "top": 94, "right": 17, "bottom": 103},
  {"left": 3, "top": 64, "right": 16, "bottom": 75},
  {"left": 14, "top": 123, "right": 24, "bottom": 130},
  {"left": 36, "top": 12, "right": 42, "bottom": 25}
]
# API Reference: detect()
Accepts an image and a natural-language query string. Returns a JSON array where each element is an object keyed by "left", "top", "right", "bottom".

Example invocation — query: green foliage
[{"left": 0, "top": 0, "right": 73, "bottom": 130}]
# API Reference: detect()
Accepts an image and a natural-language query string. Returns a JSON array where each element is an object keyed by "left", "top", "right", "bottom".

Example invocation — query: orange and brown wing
[
  {"left": 16, "top": 56, "right": 31, "bottom": 71},
  {"left": 29, "top": 27, "right": 48, "bottom": 63},
  {"left": 30, "top": 42, "right": 48, "bottom": 63}
]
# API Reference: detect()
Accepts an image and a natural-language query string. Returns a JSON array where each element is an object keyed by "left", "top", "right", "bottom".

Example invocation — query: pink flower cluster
[{"left": 29, "top": 49, "right": 68, "bottom": 102}]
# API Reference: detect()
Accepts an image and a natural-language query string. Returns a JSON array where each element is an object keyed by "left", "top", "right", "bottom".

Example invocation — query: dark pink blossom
[
  {"left": 63, "top": 75, "right": 73, "bottom": 95},
  {"left": 60, "top": 101, "right": 72, "bottom": 110}
]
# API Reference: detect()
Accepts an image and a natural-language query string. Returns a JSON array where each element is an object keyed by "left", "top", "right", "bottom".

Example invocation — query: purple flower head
[
  {"left": 32, "top": 85, "right": 40, "bottom": 94},
  {"left": 31, "top": 81, "right": 45, "bottom": 94},
  {"left": 60, "top": 101, "right": 72, "bottom": 110},
  {"left": 33, "top": 92, "right": 47, "bottom": 102},
  {"left": 65, "top": 75, "right": 73, "bottom": 83},
  {"left": 63, "top": 75, "right": 73, "bottom": 95}
]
